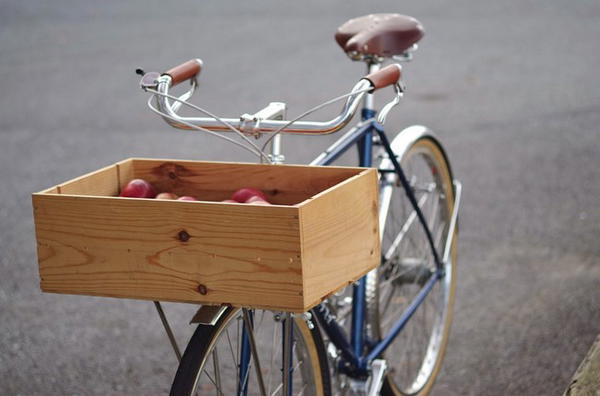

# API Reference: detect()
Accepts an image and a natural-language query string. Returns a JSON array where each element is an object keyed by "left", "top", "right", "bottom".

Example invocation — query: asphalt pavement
[{"left": 1, "top": 1, "right": 599, "bottom": 395}]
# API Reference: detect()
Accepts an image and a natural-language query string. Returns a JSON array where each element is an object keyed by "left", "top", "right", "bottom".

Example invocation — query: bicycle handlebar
[
  {"left": 148, "top": 59, "right": 401, "bottom": 135},
  {"left": 163, "top": 59, "right": 203, "bottom": 87}
]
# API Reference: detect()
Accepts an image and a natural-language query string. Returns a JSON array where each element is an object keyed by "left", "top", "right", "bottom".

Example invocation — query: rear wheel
[
  {"left": 170, "top": 307, "right": 330, "bottom": 396},
  {"left": 372, "top": 134, "right": 457, "bottom": 396}
]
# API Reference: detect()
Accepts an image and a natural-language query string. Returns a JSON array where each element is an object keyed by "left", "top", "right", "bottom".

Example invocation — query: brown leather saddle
[{"left": 335, "top": 14, "right": 424, "bottom": 59}]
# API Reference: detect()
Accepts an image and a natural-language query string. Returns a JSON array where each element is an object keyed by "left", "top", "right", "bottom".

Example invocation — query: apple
[
  {"left": 247, "top": 200, "right": 272, "bottom": 205},
  {"left": 177, "top": 196, "right": 198, "bottom": 201},
  {"left": 245, "top": 195, "right": 269, "bottom": 204},
  {"left": 231, "top": 188, "right": 268, "bottom": 203},
  {"left": 120, "top": 179, "right": 156, "bottom": 198},
  {"left": 156, "top": 192, "right": 178, "bottom": 200},
  {"left": 246, "top": 196, "right": 271, "bottom": 205}
]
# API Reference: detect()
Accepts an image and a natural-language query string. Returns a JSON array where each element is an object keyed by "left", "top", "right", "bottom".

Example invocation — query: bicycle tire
[
  {"left": 170, "top": 307, "right": 331, "bottom": 396},
  {"left": 370, "top": 131, "right": 457, "bottom": 396}
]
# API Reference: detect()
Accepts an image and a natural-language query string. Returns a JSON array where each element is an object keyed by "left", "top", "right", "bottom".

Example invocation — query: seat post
[{"left": 357, "top": 61, "right": 380, "bottom": 167}]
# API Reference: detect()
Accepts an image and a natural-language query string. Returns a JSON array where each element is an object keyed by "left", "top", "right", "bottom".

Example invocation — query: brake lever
[
  {"left": 138, "top": 70, "right": 197, "bottom": 114},
  {"left": 376, "top": 82, "right": 404, "bottom": 125},
  {"left": 170, "top": 78, "right": 197, "bottom": 113}
]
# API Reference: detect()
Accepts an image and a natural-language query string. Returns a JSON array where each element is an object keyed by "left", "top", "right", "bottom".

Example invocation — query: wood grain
[
  {"left": 34, "top": 194, "right": 305, "bottom": 310},
  {"left": 32, "top": 158, "right": 381, "bottom": 312},
  {"left": 115, "top": 158, "right": 134, "bottom": 195},
  {"left": 129, "top": 158, "right": 360, "bottom": 205},
  {"left": 299, "top": 168, "right": 380, "bottom": 308},
  {"left": 58, "top": 163, "right": 119, "bottom": 196}
]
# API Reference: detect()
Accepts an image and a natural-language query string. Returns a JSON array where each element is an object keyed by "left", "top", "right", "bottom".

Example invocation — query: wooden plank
[
  {"left": 129, "top": 158, "right": 362, "bottom": 205},
  {"left": 57, "top": 163, "right": 119, "bottom": 197},
  {"left": 564, "top": 334, "right": 600, "bottom": 395},
  {"left": 299, "top": 168, "right": 380, "bottom": 309},
  {"left": 33, "top": 193, "right": 306, "bottom": 311},
  {"left": 39, "top": 186, "right": 59, "bottom": 194},
  {"left": 115, "top": 158, "right": 134, "bottom": 195}
]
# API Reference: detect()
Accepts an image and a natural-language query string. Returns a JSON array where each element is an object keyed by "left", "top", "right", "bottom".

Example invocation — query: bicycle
[{"left": 139, "top": 13, "right": 462, "bottom": 396}]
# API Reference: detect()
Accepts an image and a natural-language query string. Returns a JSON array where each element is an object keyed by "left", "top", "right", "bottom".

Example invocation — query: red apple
[
  {"left": 177, "top": 196, "right": 198, "bottom": 201},
  {"left": 247, "top": 200, "right": 272, "bottom": 205},
  {"left": 156, "top": 192, "right": 178, "bottom": 200},
  {"left": 245, "top": 195, "right": 270, "bottom": 204},
  {"left": 231, "top": 188, "right": 268, "bottom": 203},
  {"left": 246, "top": 196, "right": 272, "bottom": 205},
  {"left": 120, "top": 179, "right": 156, "bottom": 198}
]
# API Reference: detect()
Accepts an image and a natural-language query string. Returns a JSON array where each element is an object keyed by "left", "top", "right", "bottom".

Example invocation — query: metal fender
[{"left": 378, "top": 125, "right": 453, "bottom": 183}]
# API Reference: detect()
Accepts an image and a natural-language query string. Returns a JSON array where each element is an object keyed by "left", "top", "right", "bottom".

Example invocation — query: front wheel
[
  {"left": 371, "top": 128, "right": 458, "bottom": 396},
  {"left": 170, "top": 307, "right": 331, "bottom": 396}
]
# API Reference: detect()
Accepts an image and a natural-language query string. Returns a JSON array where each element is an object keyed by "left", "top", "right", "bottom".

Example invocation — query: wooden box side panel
[
  {"left": 299, "top": 169, "right": 380, "bottom": 310},
  {"left": 56, "top": 163, "right": 121, "bottom": 196},
  {"left": 129, "top": 159, "right": 362, "bottom": 205},
  {"left": 33, "top": 194, "right": 306, "bottom": 311}
]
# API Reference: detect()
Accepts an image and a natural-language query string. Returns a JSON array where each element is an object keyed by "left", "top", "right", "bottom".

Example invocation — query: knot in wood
[
  {"left": 197, "top": 284, "right": 208, "bottom": 295},
  {"left": 178, "top": 230, "right": 190, "bottom": 242}
]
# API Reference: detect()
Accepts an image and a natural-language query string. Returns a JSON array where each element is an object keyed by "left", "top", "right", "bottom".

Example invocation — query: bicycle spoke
[
  {"left": 268, "top": 319, "right": 277, "bottom": 395},
  {"left": 225, "top": 328, "right": 238, "bottom": 368},
  {"left": 297, "top": 383, "right": 308, "bottom": 396},
  {"left": 212, "top": 348, "right": 222, "bottom": 394},
  {"left": 242, "top": 308, "right": 268, "bottom": 396},
  {"left": 269, "top": 358, "right": 304, "bottom": 396},
  {"left": 380, "top": 285, "right": 398, "bottom": 323},
  {"left": 384, "top": 188, "right": 431, "bottom": 261},
  {"left": 428, "top": 189, "right": 440, "bottom": 233},
  {"left": 201, "top": 368, "right": 227, "bottom": 396},
  {"left": 419, "top": 300, "right": 429, "bottom": 360},
  {"left": 378, "top": 258, "right": 430, "bottom": 290},
  {"left": 240, "top": 360, "right": 253, "bottom": 395},
  {"left": 236, "top": 315, "right": 240, "bottom": 371},
  {"left": 257, "top": 310, "right": 267, "bottom": 330},
  {"left": 406, "top": 319, "right": 413, "bottom": 381},
  {"left": 271, "top": 382, "right": 283, "bottom": 395}
]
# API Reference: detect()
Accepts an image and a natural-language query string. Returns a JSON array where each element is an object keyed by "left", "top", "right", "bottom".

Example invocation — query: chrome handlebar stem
[{"left": 153, "top": 76, "right": 372, "bottom": 135}]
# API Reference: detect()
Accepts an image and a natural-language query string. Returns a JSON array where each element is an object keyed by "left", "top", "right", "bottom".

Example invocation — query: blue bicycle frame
[
  {"left": 236, "top": 85, "right": 448, "bottom": 395},
  {"left": 237, "top": 113, "right": 445, "bottom": 395},
  {"left": 309, "top": 108, "right": 446, "bottom": 378}
]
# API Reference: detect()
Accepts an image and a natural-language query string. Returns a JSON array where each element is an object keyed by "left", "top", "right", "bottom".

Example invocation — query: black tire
[
  {"left": 372, "top": 135, "right": 458, "bottom": 396},
  {"left": 170, "top": 307, "right": 331, "bottom": 396}
]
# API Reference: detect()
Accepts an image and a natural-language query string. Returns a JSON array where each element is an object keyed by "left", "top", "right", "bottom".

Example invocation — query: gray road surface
[{"left": 1, "top": 1, "right": 599, "bottom": 394}]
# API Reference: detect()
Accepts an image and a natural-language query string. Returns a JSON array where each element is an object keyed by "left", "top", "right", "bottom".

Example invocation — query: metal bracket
[
  {"left": 190, "top": 304, "right": 228, "bottom": 326},
  {"left": 240, "top": 102, "right": 287, "bottom": 137},
  {"left": 367, "top": 359, "right": 388, "bottom": 396},
  {"left": 392, "top": 44, "right": 419, "bottom": 62},
  {"left": 302, "top": 312, "right": 315, "bottom": 329},
  {"left": 253, "top": 102, "right": 286, "bottom": 121},
  {"left": 153, "top": 301, "right": 182, "bottom": 362}
]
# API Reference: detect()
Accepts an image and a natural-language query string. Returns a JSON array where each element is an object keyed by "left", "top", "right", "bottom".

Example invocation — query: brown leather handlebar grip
[
  {"left": 363, "top": 64, "right": 402, "bottom": 92},
  {"left": 163, "top": 59, "right": 203, "bottom": 87}
]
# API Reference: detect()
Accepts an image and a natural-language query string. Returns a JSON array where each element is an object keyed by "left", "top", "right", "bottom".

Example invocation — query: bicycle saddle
[{"left": 335, "top": 14, "right": 424, "bottom": 58}]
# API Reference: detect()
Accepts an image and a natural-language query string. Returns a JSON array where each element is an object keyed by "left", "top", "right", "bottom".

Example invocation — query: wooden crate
[{"left": 32, "top": 158, "right": 380, "bottom": 312}]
